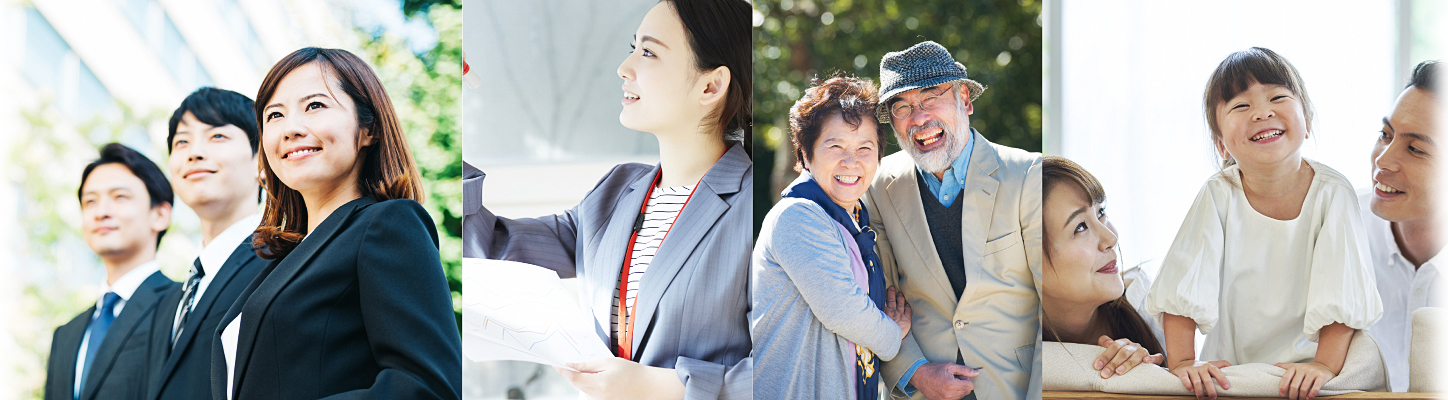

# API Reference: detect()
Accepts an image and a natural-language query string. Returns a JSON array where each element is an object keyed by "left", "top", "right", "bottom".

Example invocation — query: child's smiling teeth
[
  {"left": 835, "top": 175, "right": 859, "bottom": 184},
  {"left": 1250, "top": 129, "right": 1284, "bottom": 142}
]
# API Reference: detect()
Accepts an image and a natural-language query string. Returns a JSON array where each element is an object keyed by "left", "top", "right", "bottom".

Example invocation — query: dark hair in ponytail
[{"left": 662, "top": 0, "right": 752, "bottom": 153}]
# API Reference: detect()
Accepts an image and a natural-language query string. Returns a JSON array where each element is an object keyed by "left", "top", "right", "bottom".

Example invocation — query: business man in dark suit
[
  {"left": 144, "top": 88, "right": 268, "bottom": 400},
  {"left": 46, "top": 143, "right": 179, "bottom": 400}
]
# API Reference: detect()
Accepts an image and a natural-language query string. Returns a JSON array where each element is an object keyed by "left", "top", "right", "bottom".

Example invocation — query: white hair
[{"left": 897, "top": 85, "right": 971, "bottom": 175}]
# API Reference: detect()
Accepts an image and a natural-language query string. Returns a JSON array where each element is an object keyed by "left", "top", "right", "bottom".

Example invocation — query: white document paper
[{"left": 462, "top": 258, "right": 612, "bottom": 370}]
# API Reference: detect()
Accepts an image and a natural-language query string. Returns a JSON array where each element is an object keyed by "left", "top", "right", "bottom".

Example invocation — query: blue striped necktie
[{"left": 78, "top": 291, "right": 120, "bottom": 399}]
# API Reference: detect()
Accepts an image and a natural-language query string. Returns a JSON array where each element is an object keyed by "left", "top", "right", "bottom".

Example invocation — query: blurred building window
[
  {"left": 112, "top": 0, "right": 215, "bottom": 91},
  {"left": 22, "top": 7, "right": 120, "bottom": 126},
  {"left": 213, "top": 0, "right": 271, "bottom": 73}
]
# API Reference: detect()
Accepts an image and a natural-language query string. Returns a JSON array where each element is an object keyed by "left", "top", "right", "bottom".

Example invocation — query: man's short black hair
[
  {"left": 167, "top": 87, "right": 259, "bottom": 154},
  {"left": 1407, "top": 60, "right": 1438, "bottom": 95},
  {"left": 79, "top": 143, "right": 174, "bottom": 248}
]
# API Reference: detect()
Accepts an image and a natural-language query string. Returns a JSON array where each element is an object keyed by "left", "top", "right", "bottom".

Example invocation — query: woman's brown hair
[
  {"left": 788, "top": 74, "right": 883, "bottom": 172},
  {"left": 252, "top": 47, "right": 425, "bottom": 260},
  {"left": 1041, "top": 155, "right": 1164, "bottom": 358}
]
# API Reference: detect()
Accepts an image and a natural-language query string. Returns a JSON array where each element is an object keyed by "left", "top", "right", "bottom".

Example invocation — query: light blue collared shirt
[
  {"left": 914, "top": 128, "right": 976, "bottom": 208},
  {"left": 896, "top": 128, "right": 975, "bottom": 395}
]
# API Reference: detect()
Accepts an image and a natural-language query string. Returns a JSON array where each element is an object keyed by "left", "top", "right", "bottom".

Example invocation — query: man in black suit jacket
[
  {"left": 46, "top": 144, "right": 179, "bottom": 400},
  {"left": 144, "top": 88, "right": 269, "bottom": 400}
]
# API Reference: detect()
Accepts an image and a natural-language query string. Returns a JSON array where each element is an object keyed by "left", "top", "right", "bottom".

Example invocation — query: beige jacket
[{"left": 863, "top": 130, "right": 1043, "bottom": 400}]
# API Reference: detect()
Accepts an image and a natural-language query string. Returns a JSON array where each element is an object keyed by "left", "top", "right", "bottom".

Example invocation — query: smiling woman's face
[
  {"left": 617, "top": 2, "right": 705, "bottom": 135},
  {"left": 1042, "top": 182, "right": 1124, "bottom": 309},
  {"left": 259, "top": 62, "right": 372, "bottom": 198},
  {"left": 804, "top": 112, "right": 879, "bottom": 211}
]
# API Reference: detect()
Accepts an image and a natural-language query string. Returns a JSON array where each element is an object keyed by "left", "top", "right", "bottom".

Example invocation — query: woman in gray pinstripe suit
[{"left": 464, "top": 1, "right": 753, "bottom": 399}]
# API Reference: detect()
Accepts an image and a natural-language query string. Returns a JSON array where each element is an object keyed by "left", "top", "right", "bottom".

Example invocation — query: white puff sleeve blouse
[{"left": 1144, "top": 160, "right": 1382, "bottom": 365}]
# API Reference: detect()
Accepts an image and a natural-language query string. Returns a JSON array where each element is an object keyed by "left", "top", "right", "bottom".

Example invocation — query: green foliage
[
  {"left": 752, "top": 0, "right": 1043, "bottom": 230},
  {"left": 356, "top": 3, "right": 464, "bottom": 328},
  {"left": 402, "top": 0, "right": 460, "bottom": 17}
]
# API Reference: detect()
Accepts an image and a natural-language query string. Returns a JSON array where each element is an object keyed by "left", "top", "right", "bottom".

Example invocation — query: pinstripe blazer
[
  {"left": 863, "top": 131, "right": 1043, "bottom": 400},
  {"left": 465, "top": 143, "right": 753, "bottom": 400}
]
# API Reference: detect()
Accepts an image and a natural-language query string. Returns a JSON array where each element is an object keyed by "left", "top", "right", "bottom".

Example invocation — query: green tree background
[
  {"left": 6, "top": 4, "right": 462, "bottom": 398},
  {"left": 753, "top": 0, "right": 1042, "bottom": 231}
]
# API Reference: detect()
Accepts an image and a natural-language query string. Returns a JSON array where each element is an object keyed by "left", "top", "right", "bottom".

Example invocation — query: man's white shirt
[
  {"left": 172, "top": 214, "right": 262, "bottom": 339},
  {"left": 1361, "top": 191, "right": 1444, "bottom": 392}
]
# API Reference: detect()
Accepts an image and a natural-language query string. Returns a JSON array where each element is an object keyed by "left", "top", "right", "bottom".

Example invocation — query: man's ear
[
  {"left": 150, "top": 202, "right": 173, "bottom": 234},
  {"left": 698, "top": 66, "right": 731, "bottom": 108},
  {"left": 958, "top": 87, "right": 975, "bottom": 116}
]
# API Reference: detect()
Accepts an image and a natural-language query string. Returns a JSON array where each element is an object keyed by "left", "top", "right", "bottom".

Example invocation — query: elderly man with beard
[{"left": 862, "top": 41, "right": 1042, "bottom": 400}]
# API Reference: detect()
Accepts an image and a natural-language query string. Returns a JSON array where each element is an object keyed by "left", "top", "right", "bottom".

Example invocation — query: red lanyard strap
[{"left": 615, "top": 170, "right": 700, "bottom": 360}]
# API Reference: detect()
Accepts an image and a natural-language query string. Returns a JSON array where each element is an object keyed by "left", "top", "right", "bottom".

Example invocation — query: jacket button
[{"left": 954, "top": 320, "right": 966, "bottom": 330}]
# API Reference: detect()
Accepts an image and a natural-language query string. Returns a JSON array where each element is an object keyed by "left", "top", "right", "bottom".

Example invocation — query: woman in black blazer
[{"left": 210, "top": 47, "right": 460, "bottom": 399}]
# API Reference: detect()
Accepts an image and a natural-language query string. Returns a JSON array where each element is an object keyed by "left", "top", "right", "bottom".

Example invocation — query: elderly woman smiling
[{"left": 752, "top": 75, "right": 912, "bottom": 400}]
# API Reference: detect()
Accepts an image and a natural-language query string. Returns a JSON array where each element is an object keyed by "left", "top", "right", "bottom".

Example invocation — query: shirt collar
[
  {"left": 1418, "top": 239, "right": 1443, "bottom": 273},
  {"left": 100, "top": 260, "right": 160, "bottom": 303},
  {"left": 1370, "top": 209, "right": 1443, "bottom": 272},
  {"left": 199, "top": 214, "right": 262, "bottom": 275}
]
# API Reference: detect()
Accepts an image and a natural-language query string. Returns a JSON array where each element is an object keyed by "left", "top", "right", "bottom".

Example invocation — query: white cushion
[{"left": 1043, "top": 330, "right": 1388, "bottom": 396}]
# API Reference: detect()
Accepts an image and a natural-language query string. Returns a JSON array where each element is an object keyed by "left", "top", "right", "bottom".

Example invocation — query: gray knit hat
[{"left": 876, "top": 41, "right": 985, "bottom": 124}]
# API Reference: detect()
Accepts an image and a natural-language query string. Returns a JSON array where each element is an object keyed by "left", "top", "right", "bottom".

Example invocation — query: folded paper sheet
[
  {"left": 1044, "top": 330, "right": 1388, "bottom": 396},
  {"left": 462, "top": 258, "right": 612, "bottom": 370}
]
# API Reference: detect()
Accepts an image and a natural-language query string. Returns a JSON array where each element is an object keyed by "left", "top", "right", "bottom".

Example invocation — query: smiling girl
[
  {"left": 1145, "top": 47, "right": 1382, "bottom": 400},
  {"left": 468, "top": 0, "right": 752, "bottom": 399}
]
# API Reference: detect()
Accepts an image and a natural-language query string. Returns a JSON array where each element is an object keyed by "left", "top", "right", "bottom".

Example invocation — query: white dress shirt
[
  {"left": 171, "top": 214, "right": 261, "bottom": 338},
  {"left": 1361, "top": 191, "right": 1444, "bottom": 392},
  {"left": 1146, "top": 161, "right": 1383, "bottom": 365},
  {"left": 74, "top": 260, "right": 160, "bottom": 395},
  {"left": 222, "top": 312, "right": 243, "bottom": 400}
]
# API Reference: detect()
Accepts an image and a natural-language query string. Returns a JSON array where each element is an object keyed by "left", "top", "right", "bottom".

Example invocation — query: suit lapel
[
  {"left": 883, "top": 163, "right": 957, "bottom": 306},
  {"left": 81, "top": 271, "right": 172, "bottom": 400},
  {"left": 145, "top": 288, "right": 182, "bottom": 400},
  {"left": 955, "top": 131, "right": 1000, "bottom": 307},
  {"left": 212, "top": 259, "right": 278, "bottom": 400},
  {"left": 53, "top": 310, "right": 91, "bottom": 400},
  {"left": 589, "top": 167, "right": 656, "bottom": 348},
  {"left": 155, "top": 237, "right": 259, "bottom": 393},
  {"left": 231, "top": 198, "right": 373, "bottom": 397},
  {"left": 629, "top": 146, "right": 746, "bottom": 356}
]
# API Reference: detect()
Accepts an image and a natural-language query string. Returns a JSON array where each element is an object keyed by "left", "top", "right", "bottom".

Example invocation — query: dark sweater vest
[
  {"left": 915, "top": 171, "right": 975, "bottom": 395},
  {"left": 916, "top": 171, "right": 967, "bottom": 300}
]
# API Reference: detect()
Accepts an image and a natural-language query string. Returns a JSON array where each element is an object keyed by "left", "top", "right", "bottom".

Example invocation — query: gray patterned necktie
[{"left": 172, "top": 258, "right": 205, "bottom": 346}]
